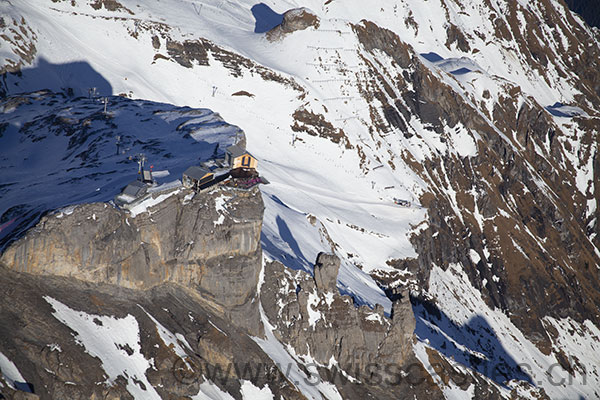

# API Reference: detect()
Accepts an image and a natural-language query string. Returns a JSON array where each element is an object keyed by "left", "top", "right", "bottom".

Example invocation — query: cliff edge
[{"left": 1, "top": 186, "right": 264, "bottom": 335}]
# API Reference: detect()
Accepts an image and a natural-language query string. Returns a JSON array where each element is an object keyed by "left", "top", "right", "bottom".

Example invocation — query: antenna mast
[{"left": 136, "top": 153, "right": 147, "bottom": 177}]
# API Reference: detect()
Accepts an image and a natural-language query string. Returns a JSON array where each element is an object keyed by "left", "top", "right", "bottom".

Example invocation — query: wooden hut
[
  {"left": 182, "top": 166, "right": 214, "bottom": 191},
  {"left": 225, "top": 144, "right": 258, "bottom": 170}
]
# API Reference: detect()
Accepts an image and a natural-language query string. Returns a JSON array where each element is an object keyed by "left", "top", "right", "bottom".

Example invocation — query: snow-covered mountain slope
[
  {"left": 0, "top": 90, "right": 240, "bottom": 249},
  {"left": 1, "top": 0, "right": 600, "bottom": 399}
]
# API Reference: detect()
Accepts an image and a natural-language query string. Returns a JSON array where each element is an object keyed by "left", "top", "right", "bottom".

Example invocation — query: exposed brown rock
[
  {"left": 0, "top": 266, "right": 304, "bottom": 400},
  {"left": 151, "top": 35, "right": 160, "bottom": 49},
  {"left": 313, "top": 252, "right": 340, "bottom": 292},
  {"left": 231, "top": 90, "right": 255, "bottom": 98},
  {"left": 352, "top": 18, "right": 600, "bottom": 354},
  {"left": 292, "top": 107, "right": 349, "bottom": 146},
  {"left": 266, "top": 8, "right": 320, "bottom": 41},
  {"left": 1, "top": 187, "right": 264, "bottom": 335},
  {"left": 260, "top": 256, "right": 435, "bottom": 398},
  {"left": 89, "top": 0, "right": 133, "bottom": 14},
  {"left": 166, "top": 39, "right": 209, "bottom": 68},
  {"left": 165, "top": 38, "right": 303, "bottom": 91},
  {"left": 0, "top": 17, "right": 37, "bottom": 96},
  {"left": 445, "top": 23, "right": 471, "bottom": 52}
]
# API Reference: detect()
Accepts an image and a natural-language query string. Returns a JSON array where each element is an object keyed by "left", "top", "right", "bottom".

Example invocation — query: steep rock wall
[
  {"left": 1, "top": 186, "right": 264, "bottom": 334},
  {"left": 352, "top": 19, "right": 600, "bottom": 351}
]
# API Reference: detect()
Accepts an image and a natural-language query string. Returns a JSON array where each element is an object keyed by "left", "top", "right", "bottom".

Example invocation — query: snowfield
[
  {"left": 1, "top": 0, "right": 599, "bottom": 399},
  {"left": 0, "top": 351, "right": 27, "bottom": 392}
]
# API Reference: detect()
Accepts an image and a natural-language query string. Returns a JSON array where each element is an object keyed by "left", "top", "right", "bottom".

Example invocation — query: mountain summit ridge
[{"left": 1, "top": 0, "right": 599, "bottom": 399}]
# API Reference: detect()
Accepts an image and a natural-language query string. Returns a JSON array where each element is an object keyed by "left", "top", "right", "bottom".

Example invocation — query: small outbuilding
[
  {"left": 225, "top": 144, "right": 258, "bottom": 170},
  {"left": 141, "top": 169, "right": 153, "bottom": 183},
  {"left": 115, "top": 180, "right": 148, "bottom": 205},
  {"left": 183, "top": 166, "right": 214, "bottom": 191}
]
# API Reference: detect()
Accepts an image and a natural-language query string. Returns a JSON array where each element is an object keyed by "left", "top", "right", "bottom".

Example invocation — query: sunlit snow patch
[
  {"left": 0, "top": 351, "right": 28, "bottom": 391},
  {"left": 420, "top": 54, "right": 483, "bottom": 76},
  {"left": 193, "top": 379, "right": 235, "bottom": 400},
  {"left": 239, "top": 379, "right": 274, "bottom": 399},
  {"left": 129, "top": 189, "right": 181, "bottom": 217},
  {"left": 141, "top": 306, "right": 193, "bottom": 366},
  {"left": 44, "top": 296, "right": 160, "bottom": 399},
  {"left": 414, "top": 263, "right": 600, "bottom": 399}
]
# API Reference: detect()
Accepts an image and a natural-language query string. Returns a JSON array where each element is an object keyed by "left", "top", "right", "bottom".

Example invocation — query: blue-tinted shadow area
[
  {"left": 251, "top": 3, "right": 283, "bottom": 33},
  {"left": 14, "top": 381, "right": 34, "bottom": 393},
  {"left": 545, "top": 102, "right": 584, "bottom": 117},
  {"left": 260, "top": 210, "right": 312, "bottom": 274},
  {"left": 275, "top": 215, "right": 306, "bottom": 263},
  {"left": 412, "top": 296, "right": 533, "bottom": 387},
  {"left": 450, "top": 67, "right": 471, "bottom": 75},
  {"left": 546, "top": 103, "right": 570, "bottom": 117},
  {"left": 420, "top": 52, "right": 444, "bottom": 62},
  {"left": 1, "top": 57, "right": 112, "bottom": 98},
  {"left": 0, "top": 62, "right": 241, "bottom": 250}
]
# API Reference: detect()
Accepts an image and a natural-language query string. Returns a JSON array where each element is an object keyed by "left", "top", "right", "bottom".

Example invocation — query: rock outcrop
[
  {"left": 163, "top": 36, "right": 303, "bottom": 91},
  {"left": 0, "top": 266, "right": 305, "bottom": 400},
  {"left": 260, "top": 255, "right": 436, "bottom": 397},
  {"left": 0, "top": 194, "right": 433, "bottom": 399},
  {"left": 313, "top": 251, "right": 340, "bottom": 293},
  {"left": 1, "top": 186, "right": 264, "bottom": 335},
  {"left": 0, "top": 184, "right": 305, "bottom": 399},
  {"left": 352, "top": 19, "right": 600, "bottom": 352},
  {"left": 267, "top": 8, "right": 320, "bottom": 41}
]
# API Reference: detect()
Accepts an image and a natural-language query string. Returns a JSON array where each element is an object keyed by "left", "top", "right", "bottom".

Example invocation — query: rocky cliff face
[
  {"left": 260, "top": 254, "right": 505, "bottom": 399},
  {"left": 1, "top": 186, "right": 264, "bottom": 335},
  {"left": 2, "top": 0, "right": 600, "bottom": 398},
  {"left": 262, "top": 257, "right": 410, "bottom": 372},
  {"left": 0, "top": 190, "right": 431, "bottom": 400},
  {"left": 351, "top": 18, "right": 600, "bottom": 348},
  {"left": 0, "top": 266, "right": 307, "bottom": 400},
  {"left": 0, "top": 186, "right": 305, "bottom": 400},
  {"left": 262, "top": 254, "right": 415, "bottom": 369},
  {"left": 267, "top": 8, "right": 320, "bottom": 41}
]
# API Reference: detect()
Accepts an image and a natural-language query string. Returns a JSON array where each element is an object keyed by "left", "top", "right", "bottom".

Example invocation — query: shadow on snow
[
  {"left": 251, "top": 3, "right": 283, "bottom": 33},
  {"left": 412, "top": 296, "right": 533, "bottom": 388},
  {"left": 1, "top": 57, "right": 113, "bottom": 98},
  {"left": 260, "top": 210, "right": 312, "bottom": 275},
  {"left": 420, "top": 52, "right": 444, "bottom": 63},
  {"left": 0, "top": 60, "right": 240, "bottom": 251}
]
